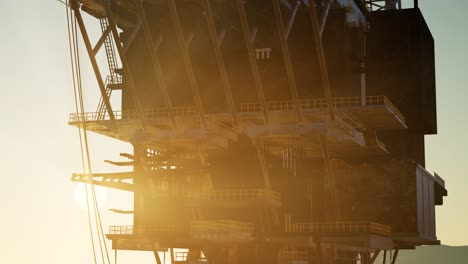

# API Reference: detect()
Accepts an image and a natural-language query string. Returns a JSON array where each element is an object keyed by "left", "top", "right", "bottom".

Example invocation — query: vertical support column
[
  {"left": 382, "top": 250, "right": 387, "bottom": 264},
  {"left": 361, "top": 28, "right": 367, "bottom": 106},
  {"left": 308, "top": 1, "right": 335, "bottom": 121},
  {"left": 202, "top": 0, "right": 239, "bottom": 126},
  {"left": 272, "top": 0, "right": 302, "bottom": 122},
  {"left": 316, "top": 241, "right": 324, "bottom": 264},
  {"left": 256, "top": 144, "right": 272, "bottom": 190},
  {"left": 70, "top": 0, "right": 116, "bottom": 124},
  {"left": 133, "top": 144, "right": 146, "bottom": 227},
  {"left": 167, "top": 0, "right": 207, "bottom": 128},
  {"left": 319, "top": 135, "right": 340, "bottom": 220},
  {"left": 227, "top": 245, "right": 239, "bottom": 264},
  {"left": 187, "top": 249, "right": 202, "bottom": 263},
  {"left": 361, "top": 252, "right": 371, "bottom": 264},
  {"left": 135, "top": 3, "right": 177, "bottom": 128},
  {"left": 236, "top": 0, "right": 269, "bottom": 123},
  {"left": 170, "top": 248, "right": 176, "bottom": 264}
]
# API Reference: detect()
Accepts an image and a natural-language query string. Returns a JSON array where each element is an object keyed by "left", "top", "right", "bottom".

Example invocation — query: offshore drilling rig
[{"left": 68, "top": 0, "right": 448, "bottom": 263}]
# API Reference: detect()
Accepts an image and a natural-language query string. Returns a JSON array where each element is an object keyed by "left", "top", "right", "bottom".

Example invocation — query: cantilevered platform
[
  {"left": 107, "top": 220, "right": 255, "bottom": 251},
  {"left": 269, "top": 222, "right": 394, "bottom": 251},
  {"left": 71, "top": 173, "right": 282, "bottom": 207},
  {"left": 106, "top": 222, "right": 393, "bottom": 253},
  {"left": 69, "top": 96, "right": 406, "bottom": 152}
]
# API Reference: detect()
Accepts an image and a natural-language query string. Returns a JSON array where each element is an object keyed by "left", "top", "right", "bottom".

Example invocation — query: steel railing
[
  {"left": 175, "top": 252, "right": 208, "bottom": 263},
  {"left": 365, "top": 0, "right": 402, "bottom": 12},
  {"left": 191, "top": 220, "right": 255, "bottom": 234},
  {"left": 108, "top": 224, "right": 182, "bottom": 235},
  {"left": 292, "top": 222, "right": 391, "bottom": 237},
  {"left": 186, "top": 189, "right": 281, "bottom": 202},
  {"left": 278, "top": 251, "right": 308, "bottom": 261},
  {"left": 241, "top": 95, "right": 384, "bottom": 112},
  {"left": 70, "top": 96, "right": 405, "bottom": 125},
  {"left": 70, "top": 106, "right": 199, "bottom": 123},
  {"left": 109, "top": 220, "right": 255, "bottom": 236},
  {"left": 240, "top": 95, "right": 405, "bottom": 124}
]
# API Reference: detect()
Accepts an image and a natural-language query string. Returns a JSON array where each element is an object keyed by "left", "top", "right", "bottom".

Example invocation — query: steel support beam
[
  {"left": 167, "top": 0, "right": 207, "bottom": 128},
  {"left": 370, "top": 250, "right": 381, "bottom": 264},
  {"left": 203, "top": 0, "right": 239, "bottom": 126},
  {"left": 93, "top": 25, "right": 112, "bottom": 55},
  {"left": 71, "top": 175, "right": 135, "bottom": 192},
  {"left": 317, "top": 241, "right": 324, "bottom": 264},
  {"left": 236, "top": 0, "right": 269, "bottom": 123},
  {"left": 319, "top": 135, "right": 341, "bottom": 219},
  {"left": 256, "top": 144, "right": 272, "bottom": 190},
  {"left": 103, "top": 1, "right": 147, "bottom": 131},
  {"left": 135, "top": 2, "right": 177, "bottom": 128},
  {"left": 154, "top": 251, "right": 162, "bottom": 264},
  {"left": 319, "top": 1, "right": 331, "bottom": 36},
  {"left": 170, "top": 248, "right": 175, "bottom": 264},
  {"left": 285, "top": 1, "right": 300, "bottom": 39},
  {"left": 272, "top": 0, "right": 302, "bottom": 122},
  {"left": 123, "top": 21, "right": 142, "bottom": 55},
  {"left": 308, "top": 1, "right": 335, "bottom": 121},
  {"left": 73, "top": 171, "right": 134, "bottom": 179},
  {"left": 70, "top": 0, "right": 116, "bottom": 124},
  {"left": 390, "top": 249, "right": 399, "bottom": 264}
]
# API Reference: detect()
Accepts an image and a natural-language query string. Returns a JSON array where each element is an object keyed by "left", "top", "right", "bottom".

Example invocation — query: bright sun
[{"left": 74, "top": 184, "right": 108, "bottom": 210}]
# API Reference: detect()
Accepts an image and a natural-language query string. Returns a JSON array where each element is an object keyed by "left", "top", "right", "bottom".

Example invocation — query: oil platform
[{"left": 68, "top": 0, "right": 447, "bottom": 263}]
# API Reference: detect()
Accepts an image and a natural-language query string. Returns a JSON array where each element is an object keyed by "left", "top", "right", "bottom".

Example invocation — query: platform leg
[{"left": 154, "top": 251, "right": 162, "bottom": 264}]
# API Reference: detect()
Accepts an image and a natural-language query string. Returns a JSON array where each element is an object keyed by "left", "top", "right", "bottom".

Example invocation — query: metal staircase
[{"left": 96, "top": 18, "right": 122, "bottom": 120}]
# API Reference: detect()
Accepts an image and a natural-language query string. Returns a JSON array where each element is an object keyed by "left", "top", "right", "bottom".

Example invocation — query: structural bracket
[
  {"left": 236, "top": 0, "right": 269, "bottom": 123},
  {"left": 167, "top": 0, "right": 207, "bottom": 128},
  {"left": 272, "top": 0, "right": 303, "bottom": 122},
  {"left": 203, "top": 0, "right": 239, "bottom": 126},
  {"left": 308, "top": 1, "right": 335, "bottom": 121},
  {"left": 92, "top": 25, "right": 112, "bottom": 55},
  {"left": 135, "top": 1, "right": 177, "bottom": 128}
]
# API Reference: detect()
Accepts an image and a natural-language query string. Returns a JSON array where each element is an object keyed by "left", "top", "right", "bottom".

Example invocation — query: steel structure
[{"left": 68, "top": 0, "right": 446, "bottom": 263}]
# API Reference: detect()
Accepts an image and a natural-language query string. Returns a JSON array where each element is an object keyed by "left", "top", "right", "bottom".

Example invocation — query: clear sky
[{"left": 0, "top": 0, "right": 466, "bottom": 263}]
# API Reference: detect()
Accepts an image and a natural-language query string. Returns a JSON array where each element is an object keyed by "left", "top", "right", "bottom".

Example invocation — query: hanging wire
[
  {"left": 65, "top": 2, "right": 98, "bottom": 264},
  {"left": 71, "top": 10, "right": 111, "bottom": 264},
  {"left": 66, "top": 1, "right": 111, "bottom": 263}
]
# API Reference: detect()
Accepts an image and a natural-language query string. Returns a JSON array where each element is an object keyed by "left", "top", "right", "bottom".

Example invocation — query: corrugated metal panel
[
  {"left": 416, "top": 169, "right": 424, "bottom": 235},
  {"left": 429, "top": 179, "right": 435, "bottom": 238},
  {"left": 416, "top": 165, "right": 437, "bottom": 239},
  {"left": 423, "top": 175, "right": 430, "bottom": 236}
]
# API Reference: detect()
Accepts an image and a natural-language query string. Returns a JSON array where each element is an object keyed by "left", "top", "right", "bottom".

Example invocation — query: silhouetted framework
[{"left": 69, "top": 0, "right": 447, "bottom": 263}]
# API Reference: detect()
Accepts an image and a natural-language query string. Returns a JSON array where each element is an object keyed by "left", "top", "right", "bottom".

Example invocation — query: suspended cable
[
  {"left": 71, "top": 15, "right": 105, "bottom": 264},
  {"left": 67, "top": 1, "right": 111, "bottom": 263},
  {"left": 66, "top": 2, "right": 98, "bottom": 264},
  {"left": 72, "top": 12, "right": 111, "bottom": 264}
]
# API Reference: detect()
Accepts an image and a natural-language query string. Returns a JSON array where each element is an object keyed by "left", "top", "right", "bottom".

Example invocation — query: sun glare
[{"left": 74, "top": 184, "right": 108, "bottom": 210}]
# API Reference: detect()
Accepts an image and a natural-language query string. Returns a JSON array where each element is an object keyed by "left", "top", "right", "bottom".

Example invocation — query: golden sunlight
[{"left": 74, "top": 184, "right": 108, "bottom": 210}]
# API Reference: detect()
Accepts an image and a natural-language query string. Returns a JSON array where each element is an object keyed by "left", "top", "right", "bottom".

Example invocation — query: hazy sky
[{"left": 0, "top": 0, "right": 466, "bottom": 263}]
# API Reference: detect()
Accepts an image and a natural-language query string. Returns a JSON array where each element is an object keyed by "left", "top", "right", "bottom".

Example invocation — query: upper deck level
[{"left": 69, "top": 95, "right": 406, "bottom": 153}]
